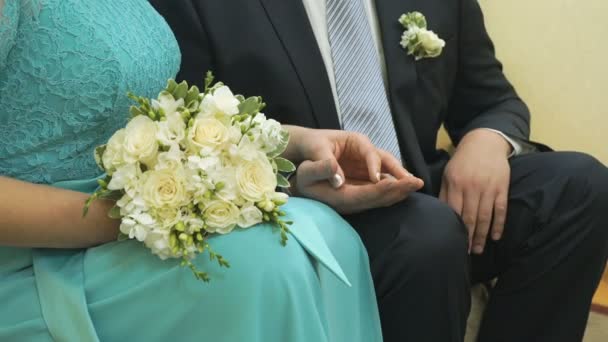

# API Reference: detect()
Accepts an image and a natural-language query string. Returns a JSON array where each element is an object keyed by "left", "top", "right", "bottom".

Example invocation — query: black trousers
[{"left": 345, "top": 152, "right": 608, "bottom": 342}]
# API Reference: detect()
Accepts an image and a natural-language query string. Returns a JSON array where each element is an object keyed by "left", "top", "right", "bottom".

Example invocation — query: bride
[{"left": 0, "top": 0, "right": 421, "bottom": 341}]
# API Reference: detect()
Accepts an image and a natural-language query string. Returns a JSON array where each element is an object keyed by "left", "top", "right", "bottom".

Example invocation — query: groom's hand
[
  {"left": 291, "top": 130, "right": 424, "bottom": 214},
  {"left": 439, "top": 129, "right": 512, "bottom": 254}
]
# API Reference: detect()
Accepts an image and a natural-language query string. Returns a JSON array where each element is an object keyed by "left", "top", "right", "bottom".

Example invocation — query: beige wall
[{"left": 478, "top": 0, "right": 608, "bottom": 163}]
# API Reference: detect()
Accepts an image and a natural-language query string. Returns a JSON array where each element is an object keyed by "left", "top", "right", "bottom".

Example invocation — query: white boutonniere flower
[{"left": 399, "top": 12, "right": 445, "bottom": 60}]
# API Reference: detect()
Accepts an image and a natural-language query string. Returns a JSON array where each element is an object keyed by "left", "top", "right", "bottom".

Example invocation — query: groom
[{"left": 152, "top": 0, "right": 608, "bottom": 341}]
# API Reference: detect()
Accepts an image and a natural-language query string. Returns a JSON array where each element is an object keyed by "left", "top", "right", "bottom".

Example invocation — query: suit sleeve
[
  {"left": 444, "top": 0, "right": 531, "bottom": 145},
  {"left": 151, "top": 0, "right": 214, "bottom": 87}
]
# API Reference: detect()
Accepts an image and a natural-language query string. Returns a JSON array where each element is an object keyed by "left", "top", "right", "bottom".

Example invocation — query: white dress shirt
[{"left": 301, "top": 0, "right": 527, "bottom": 157}]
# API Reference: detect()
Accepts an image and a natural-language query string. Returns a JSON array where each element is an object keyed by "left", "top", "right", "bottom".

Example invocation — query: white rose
[
  {"left": 238, "top": 202, "right": 263, "bottom": 228},
  {"left": 236, "top": 154, "right": 277, "bottom": 202},
  {"left": 123, "top": 115, "right": 159, "bottom": 167},
  {"left": 140, "top": 168, "right": 188, "bottom": 209},
  {"left": 200, "top": 86, "right": 240, "bottom": 117},
  {"left": 417, "top": 29, "right": 445, "bottom": 57},
  {"left": 157, "top": 111, "right": 186, "bottom": 147},
  {"left": 187, "top": 117, "right": 229, "bottom": 152},
  {"left": 102, "top": 129, "right": 127, "bottom": 174},
  {"left": 203, "top": 200, "right": 240, "bottom": 234},
  {"left": 152, "top": 93, "right": 184, "bottom": 116},
  {"left": 151, "top": 206, "right": 182, "bottom": 230}
]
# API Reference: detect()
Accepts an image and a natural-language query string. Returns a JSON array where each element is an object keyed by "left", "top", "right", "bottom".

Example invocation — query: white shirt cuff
[{"left": 482, "top": 128, "right": 522, "bottom": 158}]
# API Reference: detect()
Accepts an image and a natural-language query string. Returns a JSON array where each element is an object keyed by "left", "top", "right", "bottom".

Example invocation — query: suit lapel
[
  {"left": 374, "top": 0, "right": 432, "bottom": 190},
  {"left": 259, "top": 0, "right": 340, "bottom": 129}
]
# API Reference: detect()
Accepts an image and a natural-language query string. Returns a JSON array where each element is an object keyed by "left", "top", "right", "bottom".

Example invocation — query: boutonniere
[{"left": 399, "top": 12, "right": 445, "bottom": 61}]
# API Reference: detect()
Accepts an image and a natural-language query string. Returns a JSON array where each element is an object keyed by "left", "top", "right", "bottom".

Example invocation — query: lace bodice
[{"left": 0, "top": 0, "right": 180, "bottom": 184}]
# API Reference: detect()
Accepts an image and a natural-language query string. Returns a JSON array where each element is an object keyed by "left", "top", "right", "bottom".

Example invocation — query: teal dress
[{"left": 0, "top": 1, "right": 383, "bottom": 341}]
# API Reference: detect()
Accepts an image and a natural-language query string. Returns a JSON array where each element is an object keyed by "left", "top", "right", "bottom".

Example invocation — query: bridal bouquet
[{"left": 84, "top": 72, "right": 295, "bottom": 281}]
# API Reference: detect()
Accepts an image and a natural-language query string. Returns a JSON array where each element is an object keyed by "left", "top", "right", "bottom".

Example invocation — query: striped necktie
[{"left": 327, "top": 0, "right": 403, "bottom": 162}]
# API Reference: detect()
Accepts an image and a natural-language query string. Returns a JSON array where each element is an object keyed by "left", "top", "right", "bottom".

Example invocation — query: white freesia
[
  {"left": 152, "top": 92, "right": 184, "bottom": 116},
  {"left": 120, "top": 212, "right": 157, "bottom": 242},
  {"left": 155, "top": 144, "right": 184, "bottom": 171},
  {"left": 144, "top": 230, "right": 172, "bottom": 259},
  {"left": 213, "top": 166, "right": 240, "bottom": 203},
  {"left": 238, "top": 202, "right": 263, "bottom": 228},
  {"left": 271, "top": 192, "right": 289, "bottom": 206},
  {"left": 203, "top": 200, "right": 240, "bottom": 234},
  {"left": 259, "top": 117, "right": 284, "bottom": 152},
  {"left": 157, "top": 111, "right": 186, "bottom": 147},
  {"left": 200, "top": 86, "right": 240, "bottom": 117},
  {"left": 236, "top": 153, "right": 277, "bottom": 202},
  {"left": 102, "top": 129, "right": 126, "bottom": 175},
  {"left": 140, "top": 168, "right": 189, "bottom": 209},
  {"left": 185, "top": 215, "right": 205, "bottom": 233},
  {"left": 123, "top": 115, "right": 159, "bottom": 166},
  {"left": 107, "top": 163, "right": 139, "bottom": 192},
  {"left": 231, "top": 136, "right": 259, "bottom": 162},
  {"left": 185, "top": 155, "right": 217, "bottom": 203},
  {"left": 243, "top": 114, "right": 286, "bottom": 153},
  {"left": 116, "top": 195, "right": 147, "bottom": 223}
]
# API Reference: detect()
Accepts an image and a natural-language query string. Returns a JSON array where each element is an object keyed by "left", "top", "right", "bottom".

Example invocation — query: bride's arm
[{"left": 0, "top": 176, "right": 119, "bottom": 248}]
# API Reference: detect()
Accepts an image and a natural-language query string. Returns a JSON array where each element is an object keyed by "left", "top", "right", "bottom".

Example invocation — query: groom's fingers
[
  {"left": 364, "top": 150, "right": 382, "bottom": 183},
  {"left": 304, "top": 177, "right": 412, "bottom": 214},
  {"left": 347, "top": 132, "right": 382, "bottom": 182},
  {"left": 378, "top": 149, "right": 409, "bottom": 179},
  {"left": 342, "top": 177, "right": 416, "bottom": 213},
  {"left": 378, "top": 149, "right": 425, "bottom": 193}
]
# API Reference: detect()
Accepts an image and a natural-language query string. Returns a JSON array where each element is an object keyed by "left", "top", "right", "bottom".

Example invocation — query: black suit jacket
[{"left": 152, "top": 0, "right": 545, "bottom": 195}]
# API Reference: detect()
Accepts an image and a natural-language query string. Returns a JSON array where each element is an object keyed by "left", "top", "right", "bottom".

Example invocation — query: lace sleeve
[{"left": 0, "top": 0, "right": 19, "bottom": 72}]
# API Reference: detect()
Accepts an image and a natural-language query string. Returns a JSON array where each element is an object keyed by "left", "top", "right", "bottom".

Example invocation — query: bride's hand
[{"left": 285, "top": 128, "right": 424, "bottom": 214}]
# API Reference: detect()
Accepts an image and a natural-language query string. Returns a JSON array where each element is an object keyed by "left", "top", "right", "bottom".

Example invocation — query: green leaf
[
  {"left": 82, "top": 195, "right": 95, "bottom": 217},
  {"left": 274, "top": 157, "right": 296, "bottom": 173},
  {"left": 204, "top": 71, "right": 215, "bottom": 92},
  {"left": 399, "top": 12, "right": 427, "bottom": 29},
  {"left": 129, "top": 105, "right": 144, "bottom": 118},
  {"left": 98, "top": 190, "right": 123, "bottom": 201},
  {"left": 185, "top": 85, "right": 200, "bottom": 106},
  {"left": 276, "top": 173, "right": 291, "bottom": 188},
  {"left": 166, "top": 79, "right": 178, "bottom": 93},
  {"left": 108, "top": 205, "right": 122, "bottom": 219},
  {"left": 238, "top": 96, "right": 262, "bottom": 116},
  {"left": 94, "top": 145, "right": 107, "bottom": 170},
  {"left": 173, "top": 81, "right": 189, "bottom": 100}
]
